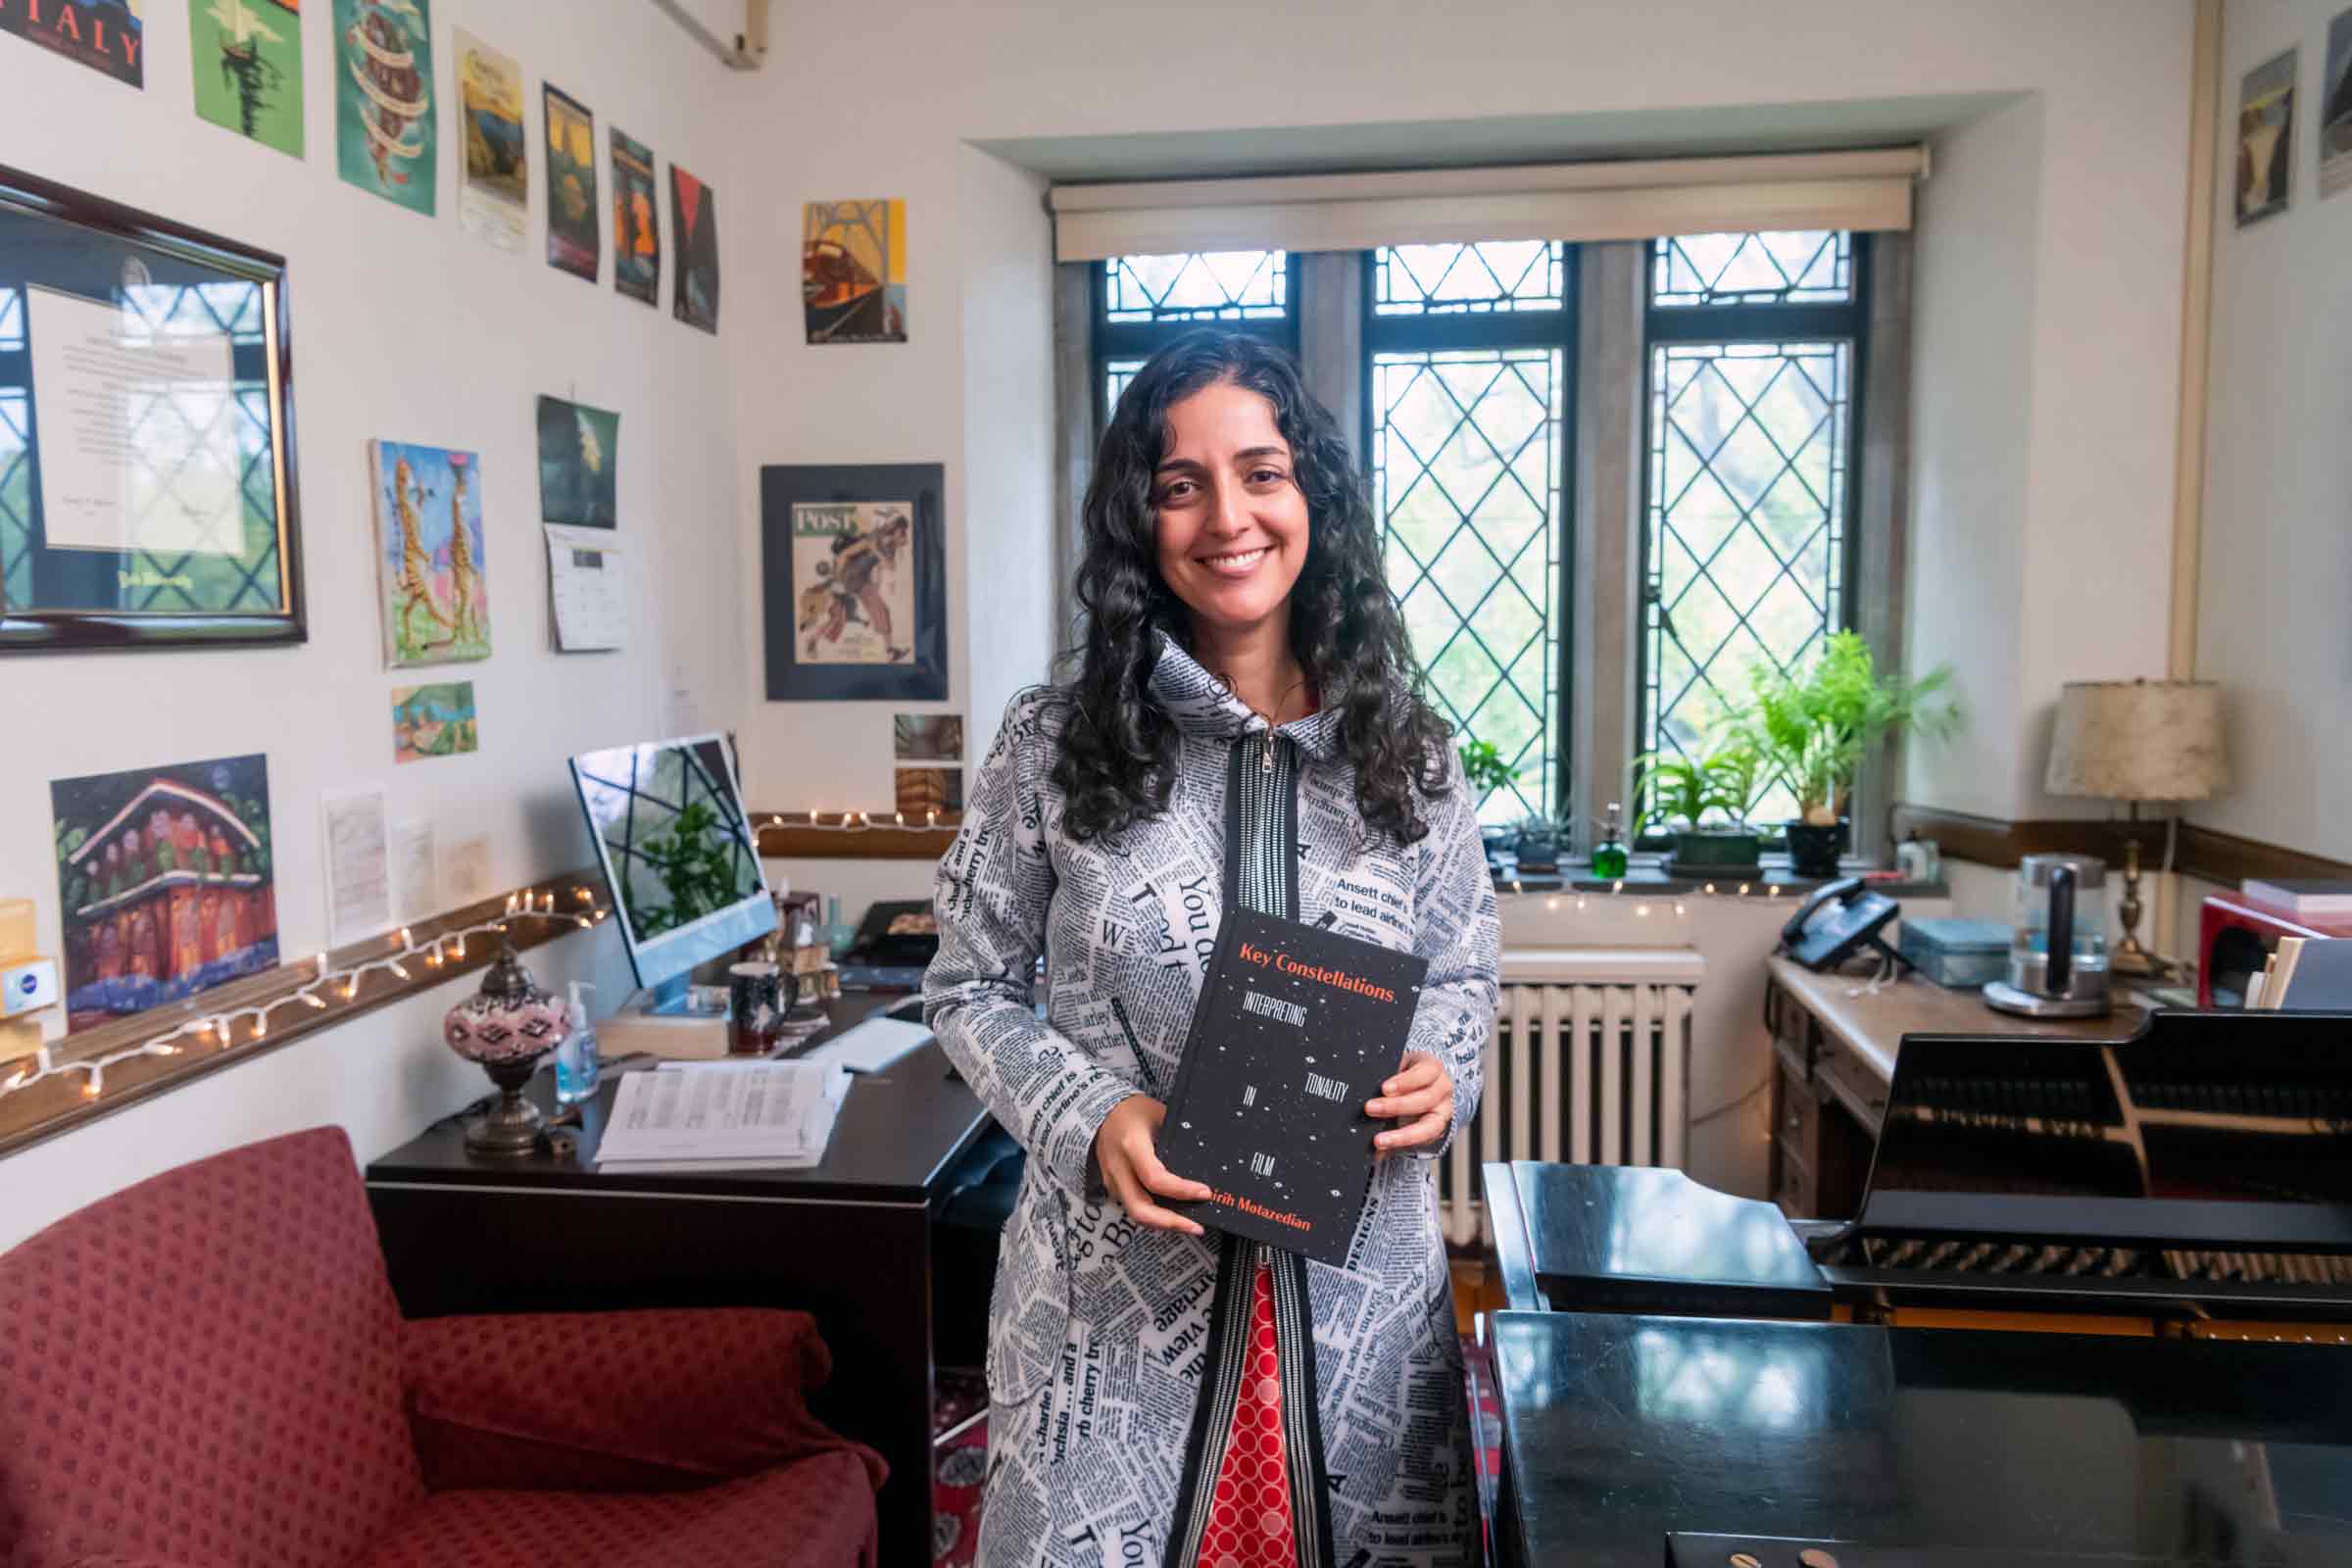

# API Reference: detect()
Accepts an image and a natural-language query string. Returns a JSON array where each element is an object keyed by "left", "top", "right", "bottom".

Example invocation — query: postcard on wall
[
  {"left": 802, "top": 200, "right": 906, "bottom": 344},
  {"left": 670, "top": 165, "right": 719, "bottom": 333},
  {"left": 2, "top": 0, "right": 143, "bottom": 87},
  {"left": 894, "top": 765, "right": 963, "bottom": 817},
  {"left": 792, "top": 501, "right": 915, "bottom": 665},
  {"left": 893, "top": 713, "right": 963, "bottom": 762},
  {"left": 2323, "top": 9, "right": 2352, "bottom": 199},
  {"left": 543, "top": 83, "right": 599, "bottom": 281},
  {"left": 369, "top": 440, "right": 492, "bottom": 667},
  {"left": 51, "top": 754, "right": 277, "bottom": 1033},
  {"left": 536, "top": 395, "right": 618, "bottom": 527},
  {"left": 2237, "top": 46, "right": 2298, "bottom": 226},
  {"left": 443, "top": 834, "right": 492, "bottom": 904},
  {"left": 392, "top": 817, "right": 438, "bottom": 923},
  {"left": 189, "top": 0, "right": 303, "bottom": 156},
  {"left": 454, "top": 27, "right": 526, "bottom": 251},
  {"left": 545, "top": 524, "right": 625, "bottom": 652},
  {"left": 611, "top": 127, "right": 661, "bottom": 303},
  {"left": 334, "top": 0, "right": 434, "bottom": 213},
  {"left": 392, "top": 680, "right": 479, "bottom": 762},
  {"left": 323, "top": 787, "right": 392, "bottom": 946}
]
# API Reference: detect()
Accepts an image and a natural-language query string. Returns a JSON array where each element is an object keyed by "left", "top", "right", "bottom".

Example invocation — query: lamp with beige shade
[{"left": 2044, "top": 679, "right": 2229, "bottom": 976}]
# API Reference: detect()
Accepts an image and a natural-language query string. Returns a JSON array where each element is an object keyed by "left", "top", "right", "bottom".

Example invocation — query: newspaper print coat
[{"left": 925, "top": 632, "right": 1500, "bottom": 1568}]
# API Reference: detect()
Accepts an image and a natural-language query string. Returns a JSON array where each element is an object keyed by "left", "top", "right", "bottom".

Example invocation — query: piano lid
[{"left": 1818, "top": 1009, "right": 2352, "bottom": 1303}]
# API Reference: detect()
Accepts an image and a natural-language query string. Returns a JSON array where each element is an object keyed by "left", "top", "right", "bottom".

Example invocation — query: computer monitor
[{"left": 568, "top": 734, "right": 775, "bottom": 1005}]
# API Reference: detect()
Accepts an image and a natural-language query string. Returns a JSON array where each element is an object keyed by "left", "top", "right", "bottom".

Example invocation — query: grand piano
[{"left": 1479, "top": 1009, "right": 2352, "bottom": 1568}]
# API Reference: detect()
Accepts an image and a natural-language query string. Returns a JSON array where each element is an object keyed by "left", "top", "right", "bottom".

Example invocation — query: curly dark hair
[{"left": 1052, "top": 328, "right": 1453, "bottom": 846}]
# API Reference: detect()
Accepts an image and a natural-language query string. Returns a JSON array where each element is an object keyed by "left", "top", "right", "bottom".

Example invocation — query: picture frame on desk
[
  {"left": 760, "top": 463, "right": 947, "bottom": 701},
  {"left": 0, "top": 165, "right": 306, "bottom": 653}
]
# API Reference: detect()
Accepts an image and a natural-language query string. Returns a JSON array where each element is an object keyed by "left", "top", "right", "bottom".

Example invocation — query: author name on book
[
  {"left": 1235, "top": 940, "right": 1397, "bottom": 1004},
  {"left": 1203, "top": 1188, "right": 1314, "bottom": 1235}
]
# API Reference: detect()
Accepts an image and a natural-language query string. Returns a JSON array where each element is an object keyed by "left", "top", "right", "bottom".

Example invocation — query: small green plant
[
  {"left": 1457, "top": 737, "right": 1520, "bottom": 796},
  {"left": 633, "top": 802, "right": 746, "bottom": 936},
  {"left": 1735, "top": 631, "right": 1958, "bottom": 824},
  {"left": 1636, "top": 741, "right": 1764, "bottom": 832}
]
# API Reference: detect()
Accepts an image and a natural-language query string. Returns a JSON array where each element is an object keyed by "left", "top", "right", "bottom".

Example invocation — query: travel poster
[
  {"left": 802, "top": 200, "right": 906, "bottom": 344},
  {"left": 612, "top": 126, "right": 661, "bottom": 302},
  {"left": 52, "top": 754, "right": 278, "bottom": 1032},
  {"left": 671, "top": 164, "right": 719, "bottom": 332},
  {"left": 189, "top": 0, "right": 303, "bottom": 157},
  {"left": 2, "top": 0, "right": 144, "bottom": 87},
  {"left": 2237, "top": 47, "right": 2297, "bottom": 226},
  {"left": 2323, "top": 8, "right": 2352, "bottom": 199},
  {"left": 454, "top": 27, "right": 525, "bottom": 250},
  {"left": 334, "top": 0, "right": 434, "bottom": 213},
  {"left": 543, "top": 82, "right": 599, "bottom": 280}
]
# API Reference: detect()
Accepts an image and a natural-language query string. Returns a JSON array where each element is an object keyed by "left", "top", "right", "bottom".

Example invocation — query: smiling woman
[{"left": 923, "top": 329, "right": 1499, "bottom": 1568}]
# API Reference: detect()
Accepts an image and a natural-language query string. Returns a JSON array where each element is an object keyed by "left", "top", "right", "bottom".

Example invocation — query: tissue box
[{"left": 1897, "top": 917, "right": 2012, "bottom": 989}]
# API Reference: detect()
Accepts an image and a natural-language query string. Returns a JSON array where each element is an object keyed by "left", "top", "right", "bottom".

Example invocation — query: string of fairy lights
[
  {"left": 756, "top": 809, "right": 952, "bottom": 833},
  {"left": 0, "top": 889, "right": 609, "bottom": 1110}
]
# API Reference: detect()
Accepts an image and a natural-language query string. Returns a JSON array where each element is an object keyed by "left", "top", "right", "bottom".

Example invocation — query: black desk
[
  {"left": 366, "top": 996, "right": 991, "bottom": 1568},
  {"left": 1490, "top": 1310, "right": 2352, "bottom": 1568},
  {"left": 1486, "top": 1159, "right": 1829, "bottom": 1318}
]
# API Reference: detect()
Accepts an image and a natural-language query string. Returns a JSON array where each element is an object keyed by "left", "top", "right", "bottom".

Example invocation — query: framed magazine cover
[
  {"left": 0, "top": 164, "right": 306, "bottom": 653},
  {"left": 760, "top": 463, "right": 946, "bottom": 701}
]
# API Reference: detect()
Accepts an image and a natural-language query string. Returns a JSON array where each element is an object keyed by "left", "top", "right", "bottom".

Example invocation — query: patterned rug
[{"left": 931, "top": 1337, "right": 1503, "bottom": 1565}]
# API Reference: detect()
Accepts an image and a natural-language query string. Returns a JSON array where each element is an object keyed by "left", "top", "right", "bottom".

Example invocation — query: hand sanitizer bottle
[{"left": 554, "top": 981, "right": 599, "bottom": 1103}]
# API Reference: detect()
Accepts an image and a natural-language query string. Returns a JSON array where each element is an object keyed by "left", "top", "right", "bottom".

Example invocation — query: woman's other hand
[
  {"left": 1367, "top": 1050, "right": 1453, "bottom": 1156},
  {"left": 1095, "top": 1097, "right": 1213, "bottom": 1236}
]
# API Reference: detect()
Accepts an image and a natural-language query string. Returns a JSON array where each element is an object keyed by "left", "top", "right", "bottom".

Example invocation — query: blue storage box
[{"left": 1897, "top": 916, "right": 2012, "bottom": 989}]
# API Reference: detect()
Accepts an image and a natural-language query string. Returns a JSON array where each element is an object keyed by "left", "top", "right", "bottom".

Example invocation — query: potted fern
[
  {"left": 1637, "top": 740, "right": 1765, "bottom": 874},
  {"left": 1735, "top": 631, "right": 1958, "bottom": 878}
]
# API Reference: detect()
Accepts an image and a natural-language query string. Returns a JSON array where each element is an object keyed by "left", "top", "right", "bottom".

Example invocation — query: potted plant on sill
[
  {"left": 1637, "top": 741, "right": 1765, "bottom": 876},
  {"left": 1734, "top": 630, "right": 1958, "bottom": 879},
  {"left": 1459, "top": 738, "right": 1525, "bottom": 866}
]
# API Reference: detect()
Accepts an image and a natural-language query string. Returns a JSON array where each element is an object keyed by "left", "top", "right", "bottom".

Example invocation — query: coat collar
[{"left": 1145, "top": 628, "right": 1345, "bottom": 760}]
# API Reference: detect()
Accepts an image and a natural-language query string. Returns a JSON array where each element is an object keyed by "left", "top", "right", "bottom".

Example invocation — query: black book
[{"left": 1155, "top": 908, "right": 1429, "bottom": 1268}]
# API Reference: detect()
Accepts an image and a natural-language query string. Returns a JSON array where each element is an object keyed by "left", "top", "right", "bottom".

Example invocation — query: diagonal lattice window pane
[
  {"left": 1375, "top": 241, "right": 1565, "bottom": 317},
  {"left": 1104, "top": 250, "right": 1287, "bottom": 323},
  {"left": 1104, "top": 357, "right": 1145, "bottom": 416},
  {"left": 1652, "top": 230, "right": 1851, "bottom": 308},
  {"left": 1374, "top": 344, "right": 1564, "bottom": 825},
  {"left": 1642, "top": 338, "right": 1850, "bottom": 824}
]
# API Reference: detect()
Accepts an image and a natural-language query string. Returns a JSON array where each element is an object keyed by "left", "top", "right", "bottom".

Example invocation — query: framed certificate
[{"left": 0, "top": 164, "right": 305, "bottom": 653}]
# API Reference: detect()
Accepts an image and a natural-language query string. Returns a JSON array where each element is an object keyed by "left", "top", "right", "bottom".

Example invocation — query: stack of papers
[
  {"left": 799, "top": 1014, "right": 930, "bottom": 1074},
  {"left": 597, "top": 1059, "right": 852, "bottom": 1174}
]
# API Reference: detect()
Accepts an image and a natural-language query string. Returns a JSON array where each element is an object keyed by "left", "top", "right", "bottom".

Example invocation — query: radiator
[{"left": 1439, "top": 947, "right": 1705, "bottom": 1248}]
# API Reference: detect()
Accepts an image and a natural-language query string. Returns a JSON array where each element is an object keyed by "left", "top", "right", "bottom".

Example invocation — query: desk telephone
[{"left": 1777, "top": 876, "right": 1905, "bottom": 972}]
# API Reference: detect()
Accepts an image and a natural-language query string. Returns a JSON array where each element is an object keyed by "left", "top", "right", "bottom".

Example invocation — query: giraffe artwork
[{"left": 370, "top": 440, "right": 494, "bottom": 666}]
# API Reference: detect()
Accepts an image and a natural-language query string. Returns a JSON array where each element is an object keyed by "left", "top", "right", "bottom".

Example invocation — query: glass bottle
[{"left": 1591, "top": 803, "right": 1629, "bottom": 880}]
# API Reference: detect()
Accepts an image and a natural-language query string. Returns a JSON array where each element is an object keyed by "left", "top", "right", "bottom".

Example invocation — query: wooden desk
[
  {"left": 366, "top": 996, "right": 992, "bottom": 1568},
  {"left": 1763, "top": 956, "right": 2145, "bottom": 1219}
]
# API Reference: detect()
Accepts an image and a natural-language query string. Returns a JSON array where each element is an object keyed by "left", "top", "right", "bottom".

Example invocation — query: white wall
[
  {"left": 726, "top": 0, "right": 2197, "bottom": 829},
  {"left": 2191, "top": 0, "right": 2352, "bottom": 862},
  {"left": 1, "top": 0, "right": 750, "bottom": 1250}
]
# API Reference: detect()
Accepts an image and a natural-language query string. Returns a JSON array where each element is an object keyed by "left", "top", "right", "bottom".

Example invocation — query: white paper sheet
[
  {"left": 598, "top": 1059, "right": 848, "bottom": 1166},
  {"left": 323, "top": 789, "right": 392, "bottom": 945},
  {"left": 392, "top": 818, "right": 438, "bottom": 923},
  {"left": 443, "top": 835, "right": 492, "bottom": 904},
  {"left": 26, "top": 284, "right": 242, "bottom": 556},
  {"left": 799, "top": 1014, "right": 930, "bottom": 1074}
]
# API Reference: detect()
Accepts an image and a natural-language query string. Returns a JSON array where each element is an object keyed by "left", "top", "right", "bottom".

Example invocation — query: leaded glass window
[
  {"left": 1374, "top": 241, "right": 1566, "bottom": 317},
  {"left": 1368, "top": 244, "right": 1575, "bottom": 826},
  {"left": 1652, "top": 230, "right": 1851, "bottom": 308},
  {"left": 1095, "top": 251, "right": 1296, "bottom": 428},
  {"left": 1640, "top": 232, "right": 1864, "bottom": 829},
  {"left": 1103, "top": 250, "right": 1287, "bottom": 323}
]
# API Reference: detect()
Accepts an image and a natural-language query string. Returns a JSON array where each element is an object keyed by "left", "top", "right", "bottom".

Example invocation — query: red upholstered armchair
[{"left": 0, "top": 1128, "right": 885, "bottom": 1568}]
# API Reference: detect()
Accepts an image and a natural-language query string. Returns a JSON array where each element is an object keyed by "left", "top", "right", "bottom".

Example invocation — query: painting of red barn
[{"left": 51, "top": 754, "right": 279, "bottom": 1032}]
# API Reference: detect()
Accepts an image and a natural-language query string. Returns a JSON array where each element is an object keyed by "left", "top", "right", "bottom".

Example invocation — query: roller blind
[{"left": 1049, "top": 147, "right": 1925, "bottom": 262}]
